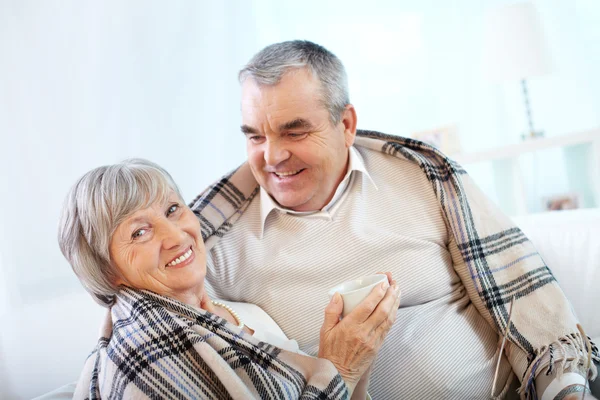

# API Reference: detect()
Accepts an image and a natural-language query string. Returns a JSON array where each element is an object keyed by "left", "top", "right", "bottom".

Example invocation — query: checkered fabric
[
  {"left": 74, "top": 288, "right": 348, "bottom": 399},
  {"left": 190, "top": 130, "right": 598, "bottom": 399}
]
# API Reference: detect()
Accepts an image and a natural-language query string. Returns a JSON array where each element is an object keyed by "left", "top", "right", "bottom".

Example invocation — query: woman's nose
[{"left": 160, "top": 220, "right": 187, "bottom": 250}]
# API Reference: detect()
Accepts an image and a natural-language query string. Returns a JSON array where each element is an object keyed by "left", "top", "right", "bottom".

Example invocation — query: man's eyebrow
[
  {"left": 278, "top": 118, "right": 314, "bottom": 132},
  {"left": 241, "top": 125, "right": 258, "bottom": 135}
]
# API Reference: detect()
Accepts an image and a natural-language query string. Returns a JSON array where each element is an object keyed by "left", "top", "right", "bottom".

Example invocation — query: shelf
[
  {"left": 453, "top": 128, "right": 600, "bottom": 164},
  {"left": 452, "top": 127, "right": 600, "bottom": 216}
]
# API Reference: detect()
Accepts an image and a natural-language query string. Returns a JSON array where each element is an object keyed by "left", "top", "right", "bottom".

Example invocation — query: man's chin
[
  {"left": 273, "top": 194, "right": 310, "bottom": 211},
  {"left": 275, "top": 196, "right": 325, "bottom": 212}
]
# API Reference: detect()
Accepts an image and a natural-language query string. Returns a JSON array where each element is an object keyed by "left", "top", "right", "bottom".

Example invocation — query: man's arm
[
  {"left": 441, "top": 167, "right": 598, "bottom": 398},
  {"left": 447, "top": 227, "right": 598, "bottom": 397}
]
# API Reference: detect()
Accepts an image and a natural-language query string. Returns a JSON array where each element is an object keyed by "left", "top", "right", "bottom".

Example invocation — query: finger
[
  {"left": 321, "top": 292, "right": 343, "bottom": 333},
  {"left": 370, "top": 282, "right": 401, "bottom": 332},
  {"left": 345, "top": 281, "right": 388, "bottom": 323},
  {"left": 389, "top": 284, "right": 402, "bottom": 323},
  {"left": 363, "top": 288, "right": 399, "bottom": 358},
  {"left": 375, "top": 271, "right": 393, "bottom": 284}
]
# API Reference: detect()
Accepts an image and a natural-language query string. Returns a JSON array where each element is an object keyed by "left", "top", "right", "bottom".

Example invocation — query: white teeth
[
  {"left": 275, "top": 170, "right": 300, "bottom": 177},
  {"left": 167, "top": 248, "right": 193, "bottom": 267}
]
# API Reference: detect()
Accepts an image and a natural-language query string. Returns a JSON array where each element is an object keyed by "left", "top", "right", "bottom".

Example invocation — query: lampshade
[{"left": 482, "top": 2, "right": 552, "bottom": 82}]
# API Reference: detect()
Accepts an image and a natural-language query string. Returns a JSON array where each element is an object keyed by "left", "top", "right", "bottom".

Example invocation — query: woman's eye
[
  {"left": 132, "top": 229, "right": 147, "bottom": 240},
  {"left": 167, "top": 204, "right": 179, "bottom": 216}
]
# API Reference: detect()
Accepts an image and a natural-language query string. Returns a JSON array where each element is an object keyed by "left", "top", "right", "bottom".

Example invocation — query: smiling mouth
[
  {"left": 272, "top": 169, "right": 305, "bottom": 178},
  {"left": 165, "top": 246, "right": 193, "bottom": 267}
]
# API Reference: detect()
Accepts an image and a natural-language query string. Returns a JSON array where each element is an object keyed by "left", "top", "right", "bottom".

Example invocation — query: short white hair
[
  {"left": 239, "top": 40, "right": 350, "bottom": 125},
  {"left": 58, "top": 159, "right": 182, "bottom": 307}
]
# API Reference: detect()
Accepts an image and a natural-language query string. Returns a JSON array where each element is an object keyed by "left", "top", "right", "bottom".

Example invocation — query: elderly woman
[{"left": 58, "top": 159, "right": 401, "bottom": 399}]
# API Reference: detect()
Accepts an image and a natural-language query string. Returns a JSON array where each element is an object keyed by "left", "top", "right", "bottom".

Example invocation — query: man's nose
[
  {"left": 264, "top": 139, "right": 291, "bottom": 167},
  {"left": 160, "top": 220, "right": 187, "bottom": 250}
]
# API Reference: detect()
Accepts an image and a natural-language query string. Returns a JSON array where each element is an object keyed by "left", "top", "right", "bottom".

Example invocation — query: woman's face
[{"left": 109, "top": 192, "right": 207, "bottom": 301}]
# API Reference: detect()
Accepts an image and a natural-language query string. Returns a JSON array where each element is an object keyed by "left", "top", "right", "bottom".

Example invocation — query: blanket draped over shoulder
[
  {"left": 190, "top": 130, "right": 598, "bottom": 399},
  {"left": 74, "top": 288, "right": 348, "bottom": 399}
]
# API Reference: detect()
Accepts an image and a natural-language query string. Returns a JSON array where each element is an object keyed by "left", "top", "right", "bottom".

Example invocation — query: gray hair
[
  {"left": 239, "top": 40, "right": 350, "bottom": 125},
  {"left": 58, "top": 159, "right": 182, "bottom": 307}
]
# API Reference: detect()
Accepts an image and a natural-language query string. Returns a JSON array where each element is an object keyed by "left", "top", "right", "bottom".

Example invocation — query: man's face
[{"left": 241, "top": 68, "right": 356, "bottom": 212}]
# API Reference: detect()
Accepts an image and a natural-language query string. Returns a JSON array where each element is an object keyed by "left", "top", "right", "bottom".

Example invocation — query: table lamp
[{"left": 482, "top": 1, "right": 552, "bottom": 140}]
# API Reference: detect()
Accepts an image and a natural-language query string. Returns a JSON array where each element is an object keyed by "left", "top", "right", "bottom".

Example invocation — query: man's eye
[
  {"left": 132, "top": 229, "right": 147, "bottom": 240},
  {"left": 167, "top": 204, "right": 179, "bottom": 216},
  {"left": 288, "top": 133, "right": 308, "bottom": 140},
  {"left": 249, "top": 136, "right": 265, "bottom": 143}
]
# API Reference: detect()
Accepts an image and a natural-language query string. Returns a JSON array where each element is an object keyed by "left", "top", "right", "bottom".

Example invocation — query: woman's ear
[{"left": 108, "top": 260, "right": 126, "bottom": 287}]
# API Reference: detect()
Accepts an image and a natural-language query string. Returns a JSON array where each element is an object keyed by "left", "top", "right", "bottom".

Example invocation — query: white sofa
[
  {"left": 512, "top": 208, "right": 600, "bottom": 342},
  {"left": 0, "top": 289, "right": 105, "bottom": 399},
  {"left": 0, "top": 209, "right": 598, "bottom": 399}
]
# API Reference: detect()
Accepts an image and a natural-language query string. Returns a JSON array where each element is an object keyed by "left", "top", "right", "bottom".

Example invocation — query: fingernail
[
  {"left": 332, "top": 292, "right": 341, "bottom": 304},
  {"left": 380, "top": 282, "right": 387, "bottom": 291},
  {"left": 393, "top": 284, "right": 400, "bottom": 295}
]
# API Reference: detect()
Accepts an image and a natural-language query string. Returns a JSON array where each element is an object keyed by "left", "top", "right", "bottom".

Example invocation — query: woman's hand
[{"left": 318, "top": 274, "right": 401, "bottom": 395}]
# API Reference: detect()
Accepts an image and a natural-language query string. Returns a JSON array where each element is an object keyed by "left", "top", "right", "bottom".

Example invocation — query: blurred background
[{"left": 0, "top": 0, "right": 599, "bottom": 398}]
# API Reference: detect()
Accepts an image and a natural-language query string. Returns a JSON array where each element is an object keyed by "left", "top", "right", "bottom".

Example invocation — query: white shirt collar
[{"left": 259, "top": 146, "right": 377, "bottom": 238}]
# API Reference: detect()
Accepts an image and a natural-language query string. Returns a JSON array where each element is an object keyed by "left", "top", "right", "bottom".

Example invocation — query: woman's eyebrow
[{"left": 126, "top": 216, "right": 147, "bottom": 227}]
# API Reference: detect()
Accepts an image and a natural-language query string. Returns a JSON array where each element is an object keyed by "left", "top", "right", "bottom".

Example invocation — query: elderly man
[{"left": 191, "top": 40, "right": 598, "bottom": 399}]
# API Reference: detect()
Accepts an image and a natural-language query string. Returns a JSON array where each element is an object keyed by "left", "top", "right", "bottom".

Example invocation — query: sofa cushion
[
  {"left": 512, "top": 208, "right": 600, "bottom": 340},
  {"left": 32, "top": 383, "right": 76, "bottom": 400}
]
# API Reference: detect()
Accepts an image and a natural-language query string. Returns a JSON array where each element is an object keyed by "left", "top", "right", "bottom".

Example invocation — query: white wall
[
  {"left": 0, "top": 245, "right": 12, "bottom": 396},
  {"left": 0, "top": 291, "right": 106, "bottom": 399},
  {"left": 0, "top": 249, "right": 8, "bottom": 316},
  {"left": 2, "top": 0, "right": 598, "bottom": 307},
  {"left": 0, "top": 0, "right": 256, "bottom": 308},
  {"left": 249, "top": 0, "right": 600, "bottom": 212},
  {"left": 1, "top": 0, "right": 598, "bottom": 397},
  {"left": 0, "top": 1, "right": 256, "bottom": 397}
]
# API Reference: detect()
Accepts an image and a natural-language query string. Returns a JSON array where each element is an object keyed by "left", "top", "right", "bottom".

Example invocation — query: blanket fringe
[{"left": 517, "top": 332, "right": 599, "bottom": 400}]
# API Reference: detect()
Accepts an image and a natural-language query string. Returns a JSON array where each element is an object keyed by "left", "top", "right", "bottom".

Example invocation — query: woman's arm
[
  {"left": 350, "top": 364, "right": 373, "bottom": 400},
  {"left": 318, "top": 279, "right": 401, "bottom": 396}
]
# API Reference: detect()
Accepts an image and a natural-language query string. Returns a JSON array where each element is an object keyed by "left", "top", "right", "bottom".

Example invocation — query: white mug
[{"left": 328, "top": 274, "right": 389, "bottom": 318}]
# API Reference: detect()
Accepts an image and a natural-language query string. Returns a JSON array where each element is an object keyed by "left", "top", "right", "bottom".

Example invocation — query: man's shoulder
[
  {"left": 206, "top": 191, "right": 262, "bottom": 243},
  {"left": 354, "top": 142, "right": 425, "bottom": 178},
  {"left": 188, "top": 162, "right": 259, "bottom": 212}
]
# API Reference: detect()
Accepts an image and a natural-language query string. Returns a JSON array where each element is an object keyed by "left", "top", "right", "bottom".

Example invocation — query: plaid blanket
[
  {"left": 191, "top": 130, "right": 598, "bottom": 399},
  {"left": 74, "top": 288, "right": 348, "bottom": 399}
]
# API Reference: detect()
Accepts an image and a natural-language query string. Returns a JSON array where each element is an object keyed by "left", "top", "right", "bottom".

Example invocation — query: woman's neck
[
  {"left": 171, "top": 288, "right": 248, "bottom": 332},
  {"left": 168, "top": 287, "right": 207, "bottom": 310}
]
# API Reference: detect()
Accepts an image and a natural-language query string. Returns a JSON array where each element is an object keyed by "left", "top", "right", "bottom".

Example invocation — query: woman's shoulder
[
  {"left": 216, "top": 300, "right": 284, "bottom": 334},
  {"left": 216, "top": 300, "right": 301, "bottom": 353}
]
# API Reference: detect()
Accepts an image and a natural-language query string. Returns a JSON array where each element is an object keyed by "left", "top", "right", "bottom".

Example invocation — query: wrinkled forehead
[
  {"left": 116, "top": 192, "right": 174, "bottom": 225},
  {"left": 108, "top": 176, "right": 181, "bottom": 229},
  {"left": 240, "top": 70, "right": 329, "bottom": 129}
]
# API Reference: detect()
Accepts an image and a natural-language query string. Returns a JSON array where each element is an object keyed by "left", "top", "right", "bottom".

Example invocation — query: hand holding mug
[{"left": 319, "top": 273, "right": 401, "bottom": 395}]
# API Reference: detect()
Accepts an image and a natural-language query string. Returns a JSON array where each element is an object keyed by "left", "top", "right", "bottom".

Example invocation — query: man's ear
[{"left": 341, "top": 104, "right": 357, "bottom": 148}]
